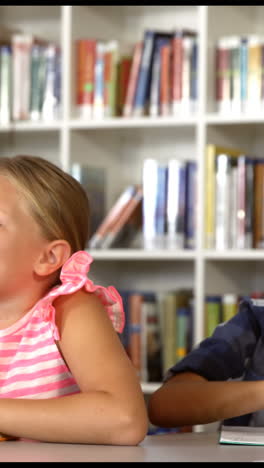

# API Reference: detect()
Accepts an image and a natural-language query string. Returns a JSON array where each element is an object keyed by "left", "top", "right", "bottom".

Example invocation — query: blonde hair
[{"left": 0, "top": 155, "right": 90, "bottom": 253}]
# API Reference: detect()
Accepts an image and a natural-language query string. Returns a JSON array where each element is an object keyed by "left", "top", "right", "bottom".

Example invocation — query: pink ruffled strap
[{"left": 36, "top": 251, "right": 125, "bottom": 336}]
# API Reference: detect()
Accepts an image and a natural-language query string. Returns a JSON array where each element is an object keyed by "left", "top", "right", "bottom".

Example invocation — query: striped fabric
[{"left": 0, "top": 250, "right": 124, "bottom": 400}]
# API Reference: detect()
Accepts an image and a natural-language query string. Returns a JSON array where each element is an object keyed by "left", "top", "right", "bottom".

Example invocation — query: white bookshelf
[{"left": 1, "top": 5, "right": 264, "bottom": 397}]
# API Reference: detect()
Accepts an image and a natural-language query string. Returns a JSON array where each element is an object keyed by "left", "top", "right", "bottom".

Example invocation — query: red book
[
  {"left": 128, "top": 293, "right": 143, "bottom": 378},
  {"left": 123, "top": 41, "right": 143, "bottom": 117},
  {"left": 76, "top": 39, "right": 96, "bottom": 119},
  {"left": 117, "top": 56, "right": 132, "bottom": 116},
  {"left": 160, "top": 42, "right": 172, "bottom": 116}
]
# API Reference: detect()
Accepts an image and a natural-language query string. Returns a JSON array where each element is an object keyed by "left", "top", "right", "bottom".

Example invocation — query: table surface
[{"left": 1, "top": 431, "right": 264, "bottom": 462}]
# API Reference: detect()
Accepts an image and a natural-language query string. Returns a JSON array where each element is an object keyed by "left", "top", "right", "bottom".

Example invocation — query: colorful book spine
[
  {"left": 215, "top": 37, "right": 231, "bottom": 113},
  {"left": 175, "top": 306, "right": 190, "bottom": 363},
  {"left": 116, "top": 55, "right": 132, "bottom": 116},
  {"left": 222, "top": 294, "right": 238, "bottom": 322},
  {"left": 159, "top": 41, "right": 171, "bottom": 116},
  {"left": 253, "top": 159, "right": 264, "bottom": 248},
  {"left": 30, "top": 44, "right": 46, "bottom": 121},
  {"left": 42, "top": 44, "right": 61, "bottom": 121},
  {"left": 240, "top": 36, "right": 248, "bottom": 113},
  {"left": 149, "top": 37, "right": 165, "bottom": 117},
  {"left": 133, "top": 30, "right": 156, "bottom": 116},
  {"left": 0, "top": 45, "right": 11, "bottom": 125},
  {"left": 190, "top": 36, "right": 198, "bottom": 113},
  {"left": 128, "top": 293, "right": 143, "bottom": 378},
  {"left": 185, "top": 161, "right": 197, "bottom": 249},
  {"left": 229, "top": 35, "right": 241, "bottom": 113},
  {"left": 12, "top": 33, "right": 33, "bottom": 121},
  {"left": 93, "top": 41, "right": 105, "bottom": 119},
  {"left": 103, "top": 40, "right": 119, "bottom": 117},
  {"left": 76, "top": 39, "right": 96, "bottom": 119},
  {"left": 181, "top": 35, "right": 193, "bottom": 114},
  {"left": 123, "top": 41, "right": 143, "bottom": 117},
  {"left": 99, "top": 185, "right": 143, "bottom": 249},
  {"left": 88, "top": 185, "right": 137, "bottom": 249},
  {"left": 205, "top": 295, "right": 222, "bottom": 338},
  {"left": 172, "top": 30, "right": 183, "bottom": 115},
  {"left": 246, "top": 35, "right": 262, "bottom": 113},
  {"left": 154, "top": 164, "right": 168, "bottom": 249}
]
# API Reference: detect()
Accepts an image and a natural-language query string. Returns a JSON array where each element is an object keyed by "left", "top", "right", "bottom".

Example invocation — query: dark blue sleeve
[{"left": 164, "top": 298, "right": 261, "bottom": 382}]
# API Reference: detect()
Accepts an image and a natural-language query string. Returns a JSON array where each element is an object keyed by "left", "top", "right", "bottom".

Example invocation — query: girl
[{"left": 0, "top": 154, "right": 148, "bottom": 445}]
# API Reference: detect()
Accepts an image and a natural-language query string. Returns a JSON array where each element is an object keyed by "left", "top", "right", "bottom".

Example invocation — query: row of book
[
  {"left": 0, "top": 29, "right": 61, "bottom": 124},
  {"left": 215, "top": 34, "right": 264, "bottom": 114},
  {"left": 205, "top": 292, "right": 264, "bottom": 337},
  {"left": 119, "top": 289, "right": 194, "bottom": 384},
  {"left": 205, "top": 143, "right": 264, "bottom": 250},
  {"left": 76, "top": 28, "right": 198, "bottom": 120},
  {"left": 88, "top": 158, "right": 197, "bottom": 250}
]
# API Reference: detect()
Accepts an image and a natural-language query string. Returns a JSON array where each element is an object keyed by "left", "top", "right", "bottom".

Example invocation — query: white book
[
  {"left": 215, "top": 153, "right": 231, "bottom": 250},
  {"left": 219, "top": 425, "right": 264, "bottom": 446},
  {"left": 12, "top": 33, "right": 33, "bottom": 121},
  {"left": 166, "top": 159, "right": 186, "bottom": 249}
]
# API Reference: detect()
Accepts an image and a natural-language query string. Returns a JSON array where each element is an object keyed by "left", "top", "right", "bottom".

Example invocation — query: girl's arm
[
  {"left": 0, "top": 290, "right": 148, "bottom": 445},
  {"left": 148, "top": 371, "right": 264, "bottom": 427}
]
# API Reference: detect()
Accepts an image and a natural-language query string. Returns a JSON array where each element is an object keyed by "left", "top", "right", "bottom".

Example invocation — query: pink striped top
[{"left": 0, "top": 251, "right": 125, "bottom": 400}]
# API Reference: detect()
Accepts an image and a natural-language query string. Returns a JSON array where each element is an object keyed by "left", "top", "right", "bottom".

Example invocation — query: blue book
[
  {"left": 185, "top": 161, "right": 197, "bottom": 249},
  {"left": 190, "top": 37, "right": 198, "bottom": 112},
  {"left": 149, "top": 36, "right": 171, "bottom": 116},
  {"left": 240, "top": 36, "right": 248, "bottom": 111},
  {"left": 133, "top": 30, "right": 172, "bottom": 116},
  {"left": 155, "top": 164, "right": 168, "bottom": 249}
]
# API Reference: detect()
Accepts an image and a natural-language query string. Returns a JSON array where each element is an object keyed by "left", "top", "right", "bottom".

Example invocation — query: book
[
  {"left": 12, "top": 33, "right": 34, "bottom": 121},
  {"left": 133, "top": 30, "right": 172, "bottom": 116},
  {"left": 171, "top": 29, "right": 197, "bottom": 115},
  {"left": 29, "top": 44, "right": 47, "bottom": 121},
  {"left": 123, "top": 41, "right": 143, "bottom": 117},
  {"left": 215, "top": 37, "right": 231, "bottom": 113},
  {"left": 88, "top": 185, "right": 137, "bottom": 249},
  {"left": 100, "top": 185, "right": 143, "bottom": 249},
  {"left": 240, "top": 36, "right": 248, "bottom": 113},
  {"left": 127, "top": 292, "right": 143, "bottom": 378},
  {"left": 204, "top": 144, "right": 244, "bottom": 249},
  {"left": 219, "top": 425, "right": 264, "bottom": 446},
  {"left": 116, "top": 55, "right": 132, "bottom": 116},
  {"left": 70, "top": 163, "right": 106, "bottom": 241},
  {"left": 149, "top": 37, "right": 167, "bottom": 117},
  {"left": 253, "top": 159, "right": 264, "bottom": 248},
  {"left": 93, "top": 41, "right": 105, "bottom": 119},
  {"left": 246, "top": 35, "right": 262, "bottom": 113},
  {"left": 76, "top": 38, "right": 96, "bottom": 119},
  {"left": 222, "top": 293, "right": 238, "bottom": 322},
  {"left": 159, "top": 40, "right": 172, "bottom": 116},
  {"left": 204, "top": 295, "right": 222, "bottom": 338},
  {"left": 185, "top": 160, "right": 197, "bottom": 249},
  {"left": 141, "top": 292, "right": 162, "bottom": 383},
  {"left": 215, "top": 153, "right": 232, "bottom": 250},
  {"left": 0, "top": 45, "right": 11, "bottom": 125},
  {"left": 103, "top": 40, "right": 119, "bottom": 117},
  {"left": 42, "top": 44, "right": 61, "bottom": 121},
  {"left": 166, "top": 159, "right": 186, "bottom": 249},
  {"left": 229, "top": 35, "right": 241, "bottom": 114}
]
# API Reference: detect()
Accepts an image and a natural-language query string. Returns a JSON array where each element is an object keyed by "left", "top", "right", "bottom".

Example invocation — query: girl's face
[{"left": 0, "top": 175, "right": 48, "bottom": 297}]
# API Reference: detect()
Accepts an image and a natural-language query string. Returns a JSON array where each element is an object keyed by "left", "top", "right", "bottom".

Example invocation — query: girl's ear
[{"left": 34, "top": 240, "right": 71, "bottom": 277}]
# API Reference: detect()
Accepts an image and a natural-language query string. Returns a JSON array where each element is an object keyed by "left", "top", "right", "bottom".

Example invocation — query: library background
[{"left": 0, "top": 5, "right": 263, "bottom": 435}]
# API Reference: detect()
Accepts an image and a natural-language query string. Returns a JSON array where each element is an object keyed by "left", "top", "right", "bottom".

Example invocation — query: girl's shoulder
[{"left": 35, "top": 250, "right": 125, "bottom": 337}]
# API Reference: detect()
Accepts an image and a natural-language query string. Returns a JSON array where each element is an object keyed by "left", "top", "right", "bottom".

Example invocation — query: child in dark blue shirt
[{"left": 148, "top": 298, "right": 264, "bottom": 428}]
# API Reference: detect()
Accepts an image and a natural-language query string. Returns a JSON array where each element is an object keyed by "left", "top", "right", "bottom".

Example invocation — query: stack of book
[
  {"left": 0, "top": 29, "right": 61, "bottom": 125},
  {"left": 76, "top": 28, "right": 198, "bottom": 119}
]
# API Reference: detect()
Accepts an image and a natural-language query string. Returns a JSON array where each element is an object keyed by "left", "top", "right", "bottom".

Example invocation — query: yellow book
[{"left": 205, "top": 144, "right": 244, "bottom": 249}]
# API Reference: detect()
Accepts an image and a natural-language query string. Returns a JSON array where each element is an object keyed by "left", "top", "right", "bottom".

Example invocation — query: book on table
[{"left": 219, "top": 425, "right": 264, "bottom": 446}]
